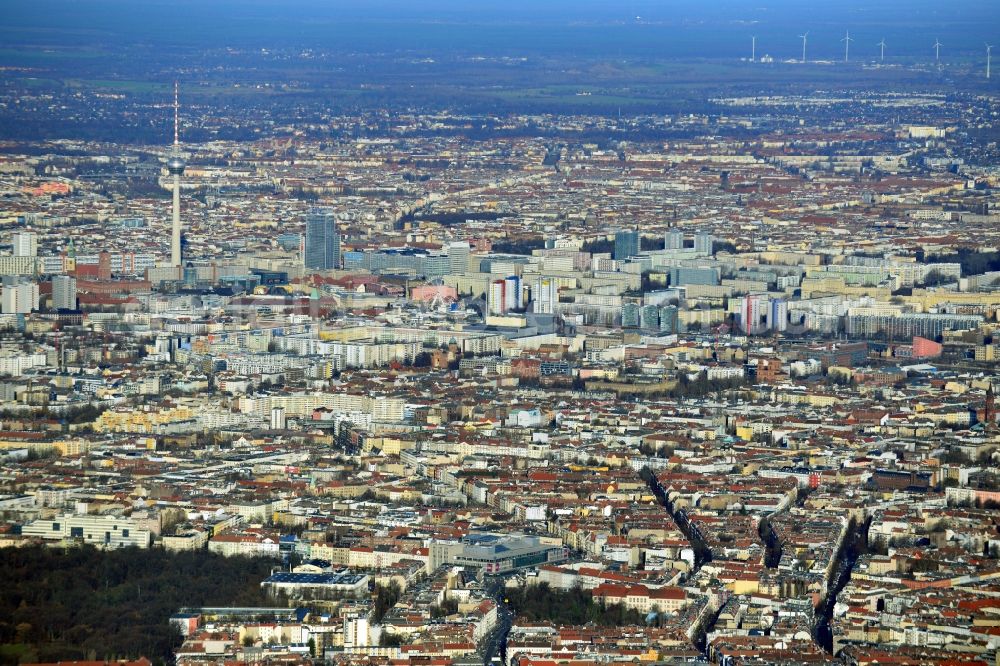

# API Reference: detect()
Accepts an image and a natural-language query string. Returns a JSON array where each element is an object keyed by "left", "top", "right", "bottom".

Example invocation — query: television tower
[{"left": 167, "top": 81, "right": 186, "bottom": 267}]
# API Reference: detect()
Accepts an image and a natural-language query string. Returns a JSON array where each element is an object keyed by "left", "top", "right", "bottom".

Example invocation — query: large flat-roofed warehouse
[
  {"left": 261, "top": 571, "right": 370, "bottom": 600},
  {"left": 429, "top": 533, "right": 568, "bottom": 575}
]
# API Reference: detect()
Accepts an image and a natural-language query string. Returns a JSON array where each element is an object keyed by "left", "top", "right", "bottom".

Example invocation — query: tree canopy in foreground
[{"left": 0, "top": 545, "right": 275, "bottom": 665}]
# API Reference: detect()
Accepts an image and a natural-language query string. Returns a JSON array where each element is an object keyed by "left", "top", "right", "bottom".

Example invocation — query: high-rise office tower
[
  {"left": 13, "top": 232, "right": 37, "bottom": 258},
  {"left": 664, "top": 229, "right": 684, "bottom": 250},
  {"left": 304, "top": 207, "right": 341, "bottom": 270},
  {"left": 167, "top": 82, "right": 186, "bottom": 267},
  {"left": 694, "top": 232, "right": 714, "bottom": 256},
  {"left": 614, "top": 229, "right": 640, "bottom": 261},
  {"left": 52, "top": 275, "right": 77, "bottom": 310},
  {"left": 447, "top": 241, "right": 470, "bottom": 275}
]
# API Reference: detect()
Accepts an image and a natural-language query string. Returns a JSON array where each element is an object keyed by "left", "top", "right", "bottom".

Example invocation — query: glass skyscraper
[
  {"left": 614, "top": 229, "right": 639, "bottom": 261},
  {"left": 304, "top": 208, "right": 341, "bottom": 270}
]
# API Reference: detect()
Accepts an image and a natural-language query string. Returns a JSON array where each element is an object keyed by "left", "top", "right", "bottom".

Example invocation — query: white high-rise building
[
  {"left": 1, "top": 281, "right": 39, "bottom": 314},
  {"left": 694, "top": 232, "right": 714, "bottom": 256},
  {"left": 270, "top": 407, "right": 287, "bottom": 430},
  {"left": 52, "top": 275, "right": 77, "bottom": 310},
  {"left": 504, "top": 275, "right": 523, "bottom": 311},
  {"left": 664, "top": 229, "right": 684, "bottom": 250},
  {"left": 533, "top": 277, "right": 558, "bottom": 315},
  {"left": 13, "top": 232, "right": 37, "bottom": 258},
  {"left": 487, "top": 280, "right": 506, "bottom": 316},
  {"left": 343, "top": 615, "right": 371, "bottom": 649},
  {"left": 767, "top": 299, "right": 789, "bottom": 332},
  {"left": 740, "top": 294, "right": 769, "bottom": 335}
]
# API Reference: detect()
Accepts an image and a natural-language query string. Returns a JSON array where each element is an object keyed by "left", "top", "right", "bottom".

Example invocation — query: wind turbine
[
  {"left": 877, "top": 38, "right": 886, "bottom": 63},
  {"left": 842, "top": 29, "right": 853, "bottom": 62},
  {"left": 799, "top": 32, "right": 809, "bottom": 63},
  {"left": 933, "top": 38, "right": 942, "bottom": 63},
  {"left": 751, "top": 35, "right": 756, "bottom": 63},
  {"left": 988, "top": 43, "right": 994, "bottom": 80}
]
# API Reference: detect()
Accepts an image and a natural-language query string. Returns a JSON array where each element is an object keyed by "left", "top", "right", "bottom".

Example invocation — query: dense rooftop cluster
[{"left": 0, "top": 91, "right": 999, "bottom": 666}]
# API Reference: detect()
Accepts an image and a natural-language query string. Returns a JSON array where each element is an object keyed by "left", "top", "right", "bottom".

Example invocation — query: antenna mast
[{"left": 173, "top": 81, "right": 179, "bottom": 147}]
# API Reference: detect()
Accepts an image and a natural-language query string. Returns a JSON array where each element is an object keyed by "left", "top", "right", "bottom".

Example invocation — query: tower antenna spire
[{"left": 174, "top": 80, "right": 179, "bottom": 147}]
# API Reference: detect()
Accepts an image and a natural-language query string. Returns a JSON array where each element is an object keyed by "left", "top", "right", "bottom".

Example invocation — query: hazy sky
[{"left": 4, "top": 0, "right": 998, "bottom": 59}]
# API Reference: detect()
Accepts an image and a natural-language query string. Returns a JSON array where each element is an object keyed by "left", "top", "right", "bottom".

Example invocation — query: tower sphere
[{"left": 167, "top": 156, "right": 186, "bottom": 175}]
